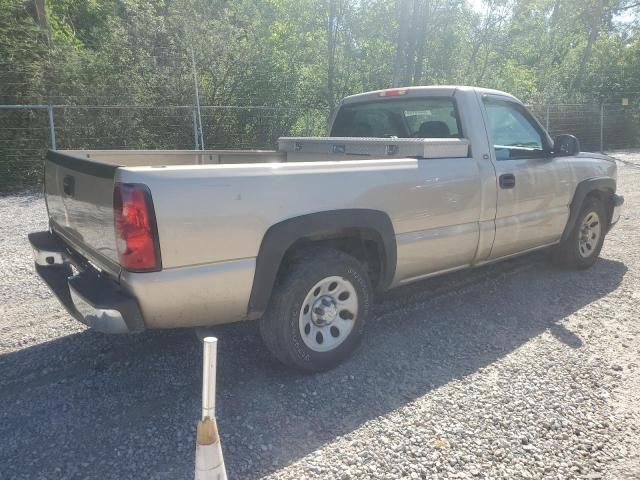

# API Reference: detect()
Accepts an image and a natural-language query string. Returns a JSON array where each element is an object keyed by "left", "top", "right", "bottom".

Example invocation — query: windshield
[{"left": 330, "top": 97, "right": 462, "bottom": 139}]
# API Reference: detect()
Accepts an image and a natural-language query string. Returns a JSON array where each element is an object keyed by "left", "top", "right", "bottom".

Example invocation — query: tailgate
[{"left": 44, "top": 150, "right": 121, "bottom": 277}]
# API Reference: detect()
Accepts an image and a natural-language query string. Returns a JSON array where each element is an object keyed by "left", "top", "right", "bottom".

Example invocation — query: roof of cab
[{"left": 341, "top": 86, "right": 520, "bottom": 105}]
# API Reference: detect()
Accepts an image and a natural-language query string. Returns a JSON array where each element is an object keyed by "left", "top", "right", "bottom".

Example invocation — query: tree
[
  {"left": 1, "top": 0, "right": 640, "bottom": 188},
  {"left": 573, "top": 0, "right": 606, "bottom": 91}
]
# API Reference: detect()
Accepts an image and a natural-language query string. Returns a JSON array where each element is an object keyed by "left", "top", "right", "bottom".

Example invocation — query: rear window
[{"left": 330, "top": 98, "right": 462, "bottom": 139}]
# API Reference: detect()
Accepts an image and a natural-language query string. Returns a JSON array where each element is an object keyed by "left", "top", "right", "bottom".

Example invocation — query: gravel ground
[{"left": 0, "top": 152, "right": 638, "bottom": 479}]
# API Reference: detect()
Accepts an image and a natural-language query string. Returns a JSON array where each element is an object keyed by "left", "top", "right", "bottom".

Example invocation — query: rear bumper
[
  {"left": 610, "top": 194, "right": 624, "bottom": 228},
  {"left": 28, "top": 231, "right": 145, "bottom": 334}
]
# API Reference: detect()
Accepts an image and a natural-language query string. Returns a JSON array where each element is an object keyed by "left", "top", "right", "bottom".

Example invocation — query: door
[{"left": 480, "top": 95, "right": 571, "bottom": 259}]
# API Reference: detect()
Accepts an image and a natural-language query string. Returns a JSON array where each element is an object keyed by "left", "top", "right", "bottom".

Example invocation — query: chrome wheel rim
[
  {"left": 578, "top": 211, "right": 601, "bottom": 258},
  {"left": 298, "top": 276, "right": 358, "bottom": 353}
]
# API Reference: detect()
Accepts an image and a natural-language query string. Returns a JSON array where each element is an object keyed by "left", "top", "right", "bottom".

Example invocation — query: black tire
[
  {"left": 552, "top": 196, "right": 608, "bottom": 270},
  {"left": 259, "top": 247, "right": 372, "bottom": 372}
]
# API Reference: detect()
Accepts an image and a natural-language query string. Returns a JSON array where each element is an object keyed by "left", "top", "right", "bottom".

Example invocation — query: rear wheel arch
[{"left": 247, "top": 209, "right": 396, "bottom": 319}]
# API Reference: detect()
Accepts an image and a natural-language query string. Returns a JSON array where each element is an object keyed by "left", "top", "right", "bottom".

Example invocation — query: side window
[{"left": 483, "top": 99, "right": 545, "bottom": 160}]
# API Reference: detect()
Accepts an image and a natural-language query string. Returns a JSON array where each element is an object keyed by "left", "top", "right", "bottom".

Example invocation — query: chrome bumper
[{"left": 28, "top": 231, "right": 145, "bottom": 334}]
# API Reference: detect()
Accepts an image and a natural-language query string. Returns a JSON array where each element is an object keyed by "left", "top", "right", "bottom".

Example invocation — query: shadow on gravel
[{"left": 0, "top": 254, "right": 626, "bottom": 479}]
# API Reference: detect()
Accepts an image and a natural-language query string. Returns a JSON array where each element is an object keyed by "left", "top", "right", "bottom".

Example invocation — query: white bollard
[{"left": 195, "top": 337, "right": 228, "bottom": 480}]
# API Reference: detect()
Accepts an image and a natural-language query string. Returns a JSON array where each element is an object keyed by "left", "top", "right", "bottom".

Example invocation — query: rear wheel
[
  {"left": 259, "top": 247, "right": 372, "bottom": 372},
  {"left": 552, "top": 196, "right": 607, "bottom": 269}
]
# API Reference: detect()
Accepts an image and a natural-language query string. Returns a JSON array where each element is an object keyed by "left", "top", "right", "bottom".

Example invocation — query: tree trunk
[
  {"left": 404, "top": 0, "right": 420, "bottom": 84},
  {"left": 327, "top": 0, "right": 339, "bottom": 119},
  {"left": 465, "top": 22, "right": 485, "bottom": 79},
  {"left": 392, "top": 0, "right": 412, "bottom": 86},
  {"left": 573, "top": 0, "right": 604, "bottom": 91},
  {"left": 549, "top": 0, "right": 561, "bottom": 41},
  {"left": 539, "top": 0, "right": 562, "bottom": 98},
  {"left": 32, "top": 0, "right": 49, "bottom": 31},
  {"left": 412, "top": 0, "right": 429, "bottom": 85}
]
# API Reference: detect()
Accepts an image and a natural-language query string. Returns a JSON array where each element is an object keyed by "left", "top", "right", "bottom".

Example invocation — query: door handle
[
  {"left": 499, "top": 173, "right": 516, "bottom": 189},
  {"left": 63, "top": 175, "right": 75, "bottom": 196}
]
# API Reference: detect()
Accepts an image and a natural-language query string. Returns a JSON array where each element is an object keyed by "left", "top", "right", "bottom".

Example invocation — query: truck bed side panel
[
  {"left": 120, "top": 258, "right": 255, "bottom": 328},
  {"left": 117, "top": 156, "right": 483, "bottom": 292}
]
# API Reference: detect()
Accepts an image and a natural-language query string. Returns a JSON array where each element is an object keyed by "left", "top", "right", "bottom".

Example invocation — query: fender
[
  {"left": 561, "top": 177, "right": 615, "bottom": 241},
  {"left": 247, "top": 209, "right": 397, "bottom": 319}
]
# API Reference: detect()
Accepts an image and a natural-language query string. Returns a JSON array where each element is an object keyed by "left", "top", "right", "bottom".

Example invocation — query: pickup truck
[{"left": 29, "top": 86, "right": 624, "bottom": 371}]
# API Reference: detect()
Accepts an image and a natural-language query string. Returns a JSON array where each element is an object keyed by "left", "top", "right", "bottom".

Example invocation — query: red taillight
[
  {"left": 114, "top": 183, "right": 161, "bottom": 272},
  {"left": 378, "top": 88, "right": 408, "bottom": 97}
]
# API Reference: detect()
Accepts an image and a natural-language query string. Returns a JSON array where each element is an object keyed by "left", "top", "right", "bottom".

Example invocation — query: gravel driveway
[{"left": 1, "top": 153, "right": 638, "bottom": 479}]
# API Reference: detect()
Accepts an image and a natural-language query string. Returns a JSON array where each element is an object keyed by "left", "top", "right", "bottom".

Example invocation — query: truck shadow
[{"left": 0, "top": 254, "right": 626, "bottom": 479}]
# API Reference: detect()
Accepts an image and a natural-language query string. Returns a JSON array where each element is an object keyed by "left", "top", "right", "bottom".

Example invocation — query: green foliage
[
  {"left": 1, "top": 0, "right": 639, "bottom": 189},
  {"left": 2, "top": 0, "right": 639, "bottom": 106}
]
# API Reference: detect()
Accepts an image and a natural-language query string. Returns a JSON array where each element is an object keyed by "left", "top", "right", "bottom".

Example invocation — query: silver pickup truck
[{"left": 29, "top": 86, "right": 624, "bottom": 371}]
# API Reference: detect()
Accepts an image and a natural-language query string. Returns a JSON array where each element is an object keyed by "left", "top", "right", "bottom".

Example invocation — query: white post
[
  {"left": 600, "top": 103, "right": 605, "bottom": 153},
  {"left": 202, "top": 337, "right": 218, "bottom": 420},
  {"left": 305, "top": 110, "right": 312, "bottom": 137},
  {"left": 193, "top": 107, "right": 199, "bottom": 150},
  {"left": 545, "top": 104, "right": 550, "bottom": 133},
  {"left": 47, "top": 105, "right": 57, "bottom": 150},
  {"left": 195, "top": 337, "right": 227, "bottom": 480},
  {"left": 191, "top": 48, "right": 205, "bottom": 150}
]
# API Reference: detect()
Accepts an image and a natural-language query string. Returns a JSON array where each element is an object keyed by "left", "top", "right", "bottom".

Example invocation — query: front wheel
[
  {"left": 552, "top": 197, "right": 607, "bottom": 269},
  {"left": 259, "top": 247, "right": 372, "bottom": 372}
]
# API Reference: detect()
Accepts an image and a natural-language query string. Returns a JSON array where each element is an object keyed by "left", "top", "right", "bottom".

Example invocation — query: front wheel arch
[{"left": 562, "top": 177, "right": 615, "bottom": 242}]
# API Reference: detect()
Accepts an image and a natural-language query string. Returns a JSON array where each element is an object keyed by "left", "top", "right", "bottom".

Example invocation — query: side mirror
[{"left": 553, "top": 134, "right": 580, "bottom": 156}]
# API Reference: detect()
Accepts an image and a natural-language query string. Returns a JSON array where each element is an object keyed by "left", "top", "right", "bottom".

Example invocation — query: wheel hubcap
[
  {"left": 578, "top": 211, "right": 601, "bottom": 258},
  {"left": 299, "top": 276, "right": 358, "bottom": 353},
  {"left": 311, "top": 296, "right": 338, "bottom": 326}
]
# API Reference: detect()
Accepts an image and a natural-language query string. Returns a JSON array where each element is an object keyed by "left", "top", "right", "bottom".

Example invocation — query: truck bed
[{"left": 44, "top": 136, "right": 470, "bottom": 291}]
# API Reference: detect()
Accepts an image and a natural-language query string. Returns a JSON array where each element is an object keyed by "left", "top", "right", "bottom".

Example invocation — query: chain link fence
[
  {"left": 527, "top": 104, "right": 640, "bottom": 152},
  {"left": 1, "top": 102, "right": 638, "bottom": 191},
  {"left": 0, "top": 106, "right": 53, "bottom": 189},
  {"left": 0, "top": 105, "right": 325, "bottom": 191}
]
